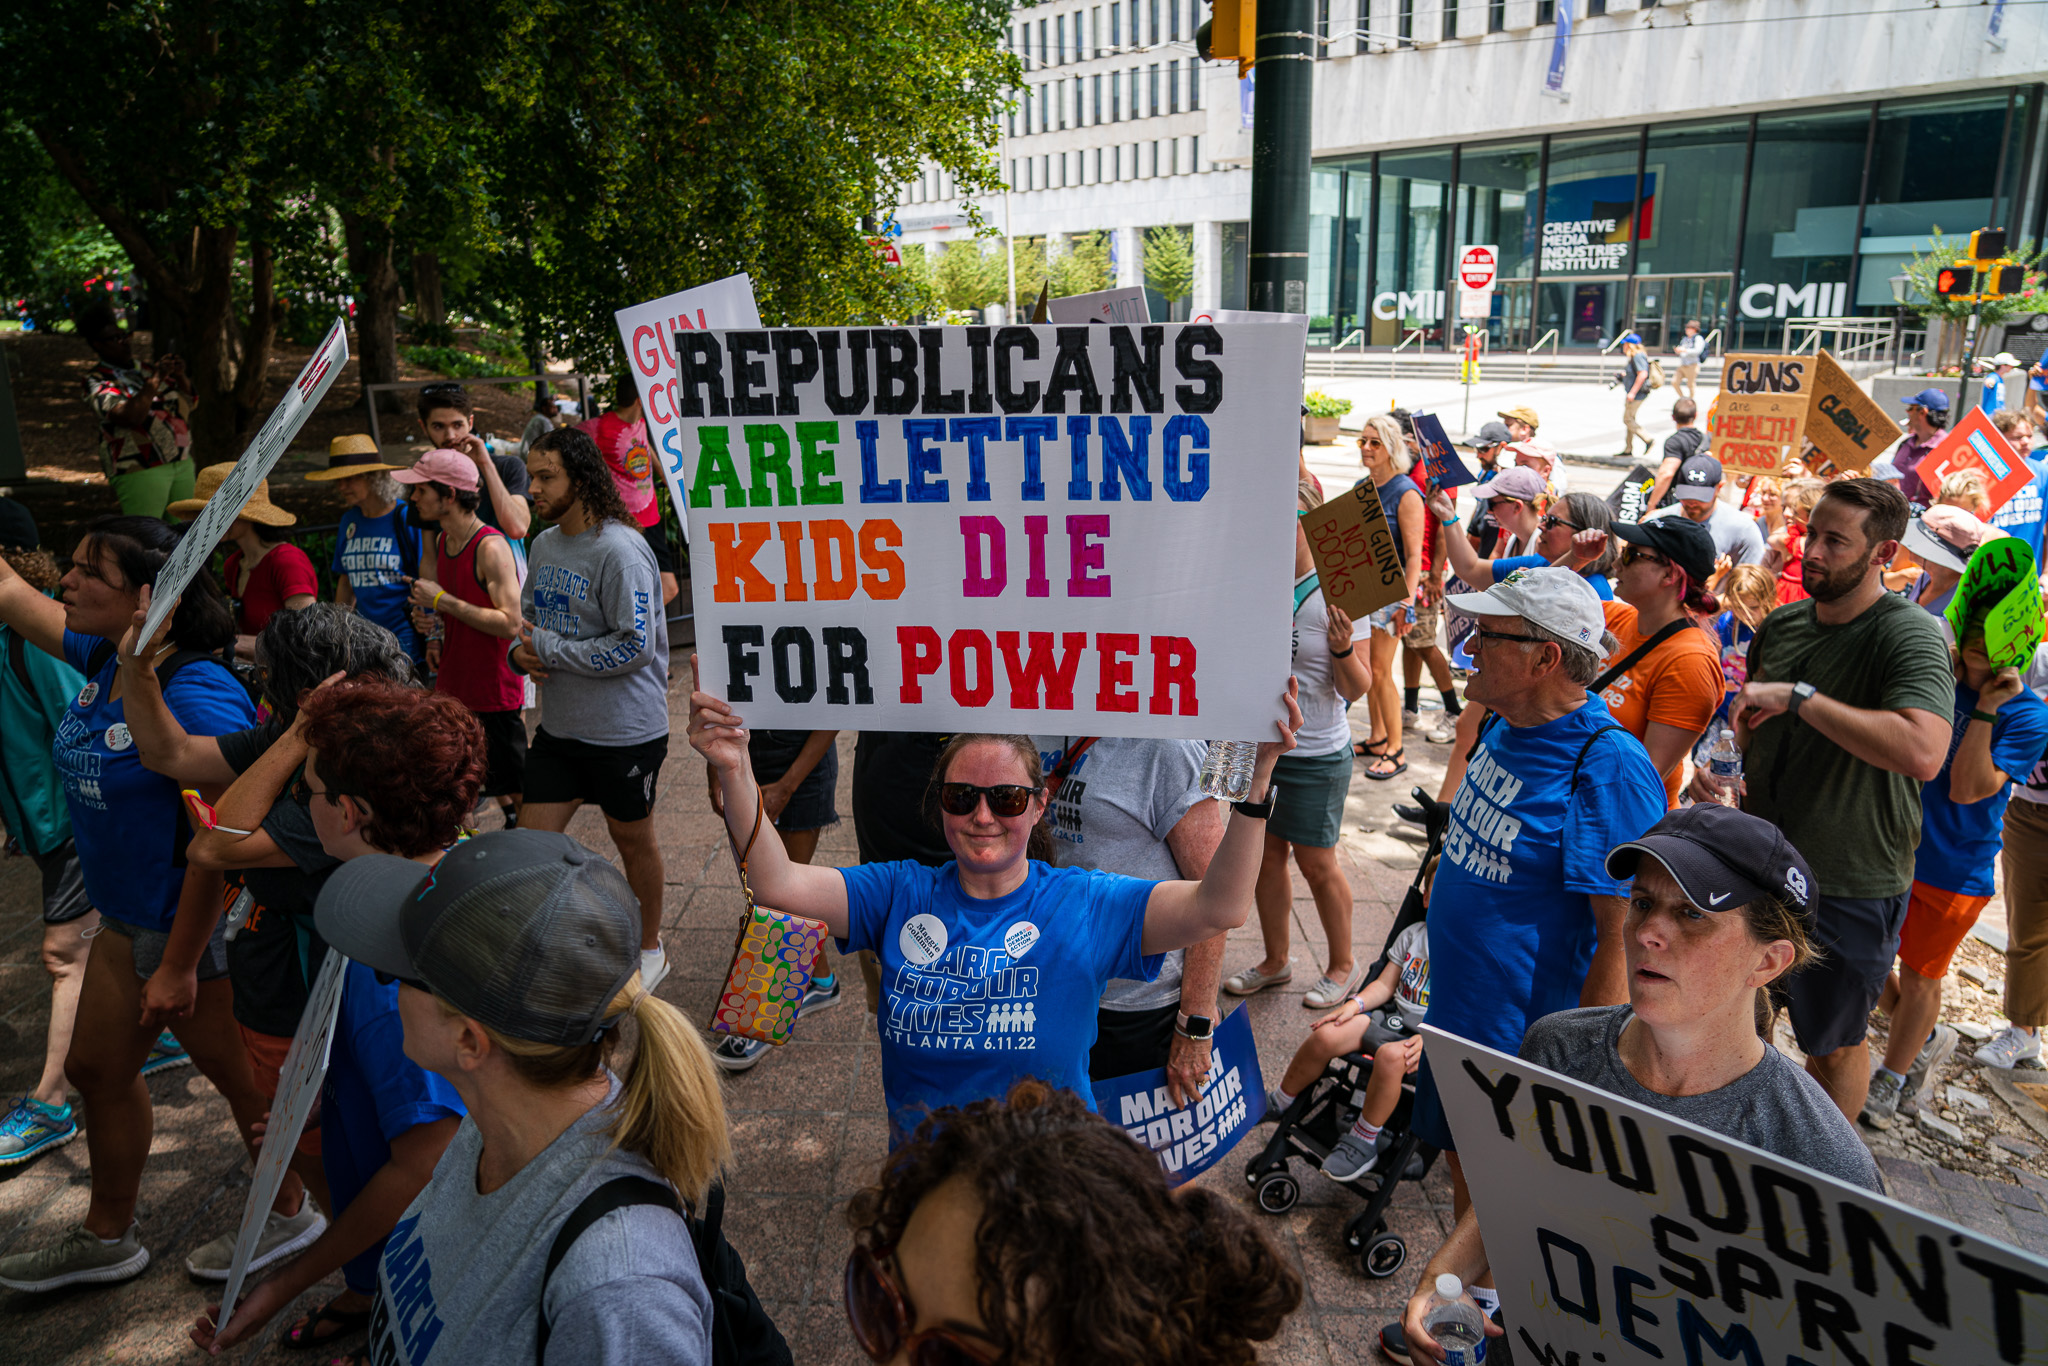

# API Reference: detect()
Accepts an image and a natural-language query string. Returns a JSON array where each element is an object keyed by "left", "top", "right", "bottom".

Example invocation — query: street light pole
[{"left": 1248, "top": 0, "right": 1314, "bottom": 314}]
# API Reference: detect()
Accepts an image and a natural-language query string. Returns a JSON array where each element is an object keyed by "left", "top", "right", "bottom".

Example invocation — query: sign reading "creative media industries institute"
[{"left": 671, "top": 325, "right": 1301, "bottom": 739}]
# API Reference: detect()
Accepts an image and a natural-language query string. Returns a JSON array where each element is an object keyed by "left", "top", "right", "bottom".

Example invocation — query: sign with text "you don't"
[{"left": 673, "top": 325, "right": 1302, "bottom": 739}]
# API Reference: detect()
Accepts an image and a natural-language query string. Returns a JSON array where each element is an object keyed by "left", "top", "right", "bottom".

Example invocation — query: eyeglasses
[
  {"left": 1539, "top": 515, "right": 1583, "bottom": 532},
  {"left": 291, "top": 773, "right": 351, "bottom": 808},
  {"left": 846, "top": 1245, "right": 1002, "bottom": 1366},
  {"left": 1621, "top": 545, "right": 1671, "bottom": 569},
  {"left": 938, "top": 783, "right": 1040, "bottom": 818},
  {"left": 1474, "top": 628, "right": 1544, "bottom": 649}
]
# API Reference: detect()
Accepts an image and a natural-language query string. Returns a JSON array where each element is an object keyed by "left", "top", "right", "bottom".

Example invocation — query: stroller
[{"left": 1242, "top": 786, "right": 1447, "bottom": 1281}]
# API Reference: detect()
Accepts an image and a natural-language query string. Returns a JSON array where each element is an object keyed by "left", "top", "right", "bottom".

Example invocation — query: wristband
[
  {"left": 432, "top": 590, "right": 447, "bottom": 611},
  {"left": 1971, "top": 708, "right": 1999, "bottom": 724},
  {"left": 1331, "top": 644, "right": 1354, "bottom": 658},
  {"left": 1440, "top": 511, "right": 1461, "bottom": 525}
]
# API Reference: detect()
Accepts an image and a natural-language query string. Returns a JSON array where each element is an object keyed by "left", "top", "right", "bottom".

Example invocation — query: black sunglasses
[
  {"left": 937, "top": 783, "right": 1040, "bottom": 818},
  {"left": 1539, "top": 515, "right": 1584, "bottom": 532},
  {"left": 1622, "top": 545, "right": 1671, "bottom": 568}
]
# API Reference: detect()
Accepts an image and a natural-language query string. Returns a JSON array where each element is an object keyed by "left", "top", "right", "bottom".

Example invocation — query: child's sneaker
[
  {"left": 0, "top": 1097, "right": 79, "bottom": 1166},
  {"left": 1322, "top": 1130, "right": 1382, "bottom": 1183}
]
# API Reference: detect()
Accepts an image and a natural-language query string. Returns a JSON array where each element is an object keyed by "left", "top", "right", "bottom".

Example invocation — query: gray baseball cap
[
  {"left": 1470, "top": 421, "right": 1514, "bottom": 448},
  {"left": 315, "top": 829, "right": 642, "bottom": 1046}
]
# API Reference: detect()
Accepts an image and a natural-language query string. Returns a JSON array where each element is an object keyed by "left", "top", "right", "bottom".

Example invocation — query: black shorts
[
  {"left": 1090, "top": 1001, "right": 1178, "bottom": 1081},
  {"left": 525, "top": 727, "right": 668, "bottom": 822},
  {"left": 476, "top": 708, "right": 529, "bottom": 798},
  {"left": 1773, "top": 890, "right": 1909, "bottom": 1056},
  {"left": 1358, "top": 1005, "right": 1420, "bottom": 1053},
  {"left": 748, "top": 729, "right": 840, "bottom": 832},
  {"left": 641, "top": 523, "right": 676, "bottom": 574},
  {"left": 31, "top": 839, "right": 92, "bottom": 925}
]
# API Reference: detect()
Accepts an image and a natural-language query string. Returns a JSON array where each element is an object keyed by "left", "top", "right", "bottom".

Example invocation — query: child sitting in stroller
[{"left": 1266, "top": 920, "right": 1430, "bottom": 1182}]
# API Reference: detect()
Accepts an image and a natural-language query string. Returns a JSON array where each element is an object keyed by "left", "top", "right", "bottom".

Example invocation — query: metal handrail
[
  {"left": 1324, "top": 327, "right": 1368, "bottom": 377},
  {"left": 1388, "top": 328, "right": 1425, "bottom": 380},
  {"left": 1523, "top": 328, "right": 1559, "bottom": 382},
  {"left": 1600, "top": 334, "right": 1628, "bottom": 355},
  {"left": 1781, "top": 317, "right": 1902, "bottom": 367}
]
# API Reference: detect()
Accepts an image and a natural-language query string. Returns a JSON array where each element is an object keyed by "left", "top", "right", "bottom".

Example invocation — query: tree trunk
[
  {"left": 233, "top": 239, "right": 280, "bottom": 437},
  {"left": 412, "top": 251, "right": 446, "bottom": 332},
  {"left": 343, "top": 213, "right": 404, "bottom": 415}
]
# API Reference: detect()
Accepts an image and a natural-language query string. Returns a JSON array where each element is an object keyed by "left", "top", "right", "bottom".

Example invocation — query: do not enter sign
[{"left": 1459, "top": 244, "right": 1498, "bottom": 293}]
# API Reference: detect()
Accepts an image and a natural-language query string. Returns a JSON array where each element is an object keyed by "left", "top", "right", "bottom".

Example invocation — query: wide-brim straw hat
[
  {"left": 305, "top": 433, "right": 407, "bottom": 482},
  {"left": 166, "top": 462, "right": 297, "bottom": 527}
]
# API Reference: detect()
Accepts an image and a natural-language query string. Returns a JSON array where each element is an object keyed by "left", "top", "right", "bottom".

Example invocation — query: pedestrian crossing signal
[
  {"left": 1936, "top": 265, "right": 1972, "bottom": 299},
  {"left": 1993, "top": 264, "right": 2027, "bottom": 296},
  {"left": 1970, "top": 228, "right": 2009, "bottom": 262}
]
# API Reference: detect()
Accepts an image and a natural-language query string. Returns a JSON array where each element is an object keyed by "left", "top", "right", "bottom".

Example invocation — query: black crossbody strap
[
  {"left": 1570, "top": 725, "right": 1628, "bottom": 794},
  {"left": 536, "top": 1176, "right": 684, "bottom": 1362},
  {"left": 1590, "top": 617, "right": 1694, "bottom": 695}
]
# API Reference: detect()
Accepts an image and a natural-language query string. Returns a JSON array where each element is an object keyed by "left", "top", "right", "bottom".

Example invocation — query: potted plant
[{"left": 1303, "top": 390, "right": 1353, "bottom": 444}]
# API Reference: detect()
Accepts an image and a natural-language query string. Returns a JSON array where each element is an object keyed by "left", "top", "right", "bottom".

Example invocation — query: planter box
[{"left": 1303, "top": 415, "right": 1343, "bottom": 444}]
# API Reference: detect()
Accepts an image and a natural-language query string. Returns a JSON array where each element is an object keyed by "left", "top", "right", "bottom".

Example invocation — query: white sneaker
[
  {"left": 1401, "top": 708, "right": 1420, "bottom": 731},
  {"left": 1303, "top": 972, "right": 1358, "bottom": 1009},
  {"left": 640, "top": 943, "right": 669, "bottom": 992},
  {"left": 1223, "top": 964, "right": 1292, "bottom": 996},
  {"left": 186, "top": 1199, "right": 326, "bottom": 1280},
  {"left": 1425, "top": 716, "right": 1457, "bottom": 744},
  {"left": 1903, "top": 1023, "right": 1959, "bottom": 1108},
  {"left": 1974, "top": 1025, "right": 2042, "bottom": 1069}
]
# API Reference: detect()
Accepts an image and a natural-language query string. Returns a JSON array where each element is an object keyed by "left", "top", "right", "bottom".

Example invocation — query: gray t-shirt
[
  {"left": 1032, "top": 736, "right": 1207, "bottom": 1012},
  {"left": 1644, "top": 500, "right": 1767, "bottom": 566},
  {"left": 1519, "top": 1006, "right": 1881, "bottom": 1192},
  {"left": 518, "top": 520, "right": 670, "bottom": 746},
  {"left": 369, "top": 1077, "right": 711, "bottom": 1366}
]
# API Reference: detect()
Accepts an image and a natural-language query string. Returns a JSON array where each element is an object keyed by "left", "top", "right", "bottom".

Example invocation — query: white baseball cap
[{"left": 1446, "top": 565, "right": 1619, "bottom": 658}]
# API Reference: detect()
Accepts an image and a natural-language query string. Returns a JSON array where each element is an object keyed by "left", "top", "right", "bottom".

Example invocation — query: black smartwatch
[
  {"left": 1176, "top": 1012, "right": 1215, "bottom": 1041},
  {"left": 1233, "top": 783, "right": 1279, "bottom": 821},
  {"left": 1788, "top": 682, "right": 1817, "bottom": 718}
]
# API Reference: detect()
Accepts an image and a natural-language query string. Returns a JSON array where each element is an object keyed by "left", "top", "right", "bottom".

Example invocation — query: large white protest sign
[
  {"left": 612, "top": 275, "right": 763, "bottom": 526},
  {"left": 1424, "top": 1026, "right": 2048, "bottom": 1366},
  {"left": 216, "top": 950, "right": 348, "bottom": 1327},
  {"left": 134, "top": 317, "right": 348, "bottom": 653},
  {"left": 673, "top": 324, "right": 1301, "bottom": 739}
]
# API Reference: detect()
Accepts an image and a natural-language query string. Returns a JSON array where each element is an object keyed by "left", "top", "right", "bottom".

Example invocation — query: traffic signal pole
[{"left": 1248, "top": 0, "right": 1314, "bottom": 314}]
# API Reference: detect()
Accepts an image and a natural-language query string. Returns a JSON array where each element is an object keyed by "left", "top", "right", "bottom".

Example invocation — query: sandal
[
  {"left": 1363, "top": 749, "right": 1409, "bottom": 780},
  {"left": 281, "top": 1296, "right": 373, "bottom": 1350},
  {"left": 1352, "top": 737, "right": 1390, "bottom": 760}
]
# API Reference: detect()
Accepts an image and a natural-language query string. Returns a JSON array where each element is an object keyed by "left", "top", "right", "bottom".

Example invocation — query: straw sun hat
[
  {"left": 165, "top": 462, "right": 297, "bottom": 527},
  {"left": 305, "top": 433, "right": 407, "bottom": 482}
]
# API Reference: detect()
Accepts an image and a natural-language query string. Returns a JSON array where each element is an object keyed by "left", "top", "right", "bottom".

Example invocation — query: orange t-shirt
[{"left": 1598, "top": 601, "right": 1726, "bottom": 805}]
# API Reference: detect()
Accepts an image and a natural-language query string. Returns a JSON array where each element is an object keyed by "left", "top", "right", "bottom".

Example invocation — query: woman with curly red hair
[
  {"left": 191, "top": 678, "right": 483, "bottom": 1356},
  {"left": 844, "top": 1080, "right": 1300, "bottom": 1365}
]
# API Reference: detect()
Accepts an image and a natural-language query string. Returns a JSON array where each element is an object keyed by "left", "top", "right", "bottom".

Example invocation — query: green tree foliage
[
  {"left": 1049, "top": 231, "right": 1111, "bottom": 298},
  {"left": 0, "top": 124, "right": 128, "bottom": 330},
  {"left": 933, "top": 241, "right": 1007, "bottom": 312},
  {"left": 1899, "top": 233, "right": 2046, "bottom": 369},
  {"left": 1145, "top": 225, "right": 1195, "bottom": 318}
]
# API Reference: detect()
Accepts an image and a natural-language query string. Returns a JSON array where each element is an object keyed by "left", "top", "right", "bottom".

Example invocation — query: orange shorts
[
  {"left": 1897, "top": 881, "right": 1993, "bottom": 980},
  {"left": 238, "top": 1024, "right": 322, "bottom": 1157}
]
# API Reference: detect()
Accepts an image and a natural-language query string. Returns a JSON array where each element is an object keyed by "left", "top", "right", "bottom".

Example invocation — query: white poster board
[
  {"left": 1047, "top": 286, "right": 1150, "bottom": 324},
  {"left": 134, "top": 318, "right": 349, "bottom": 653},
  {"left": 216, "top": 949, "right": 349, "bottom": 1325},
  {"left": 1424, "top": 1025, "right": 2048, "bottom": 1366},
  {"left": 673, "top": 324, "right": 1300, "bottom": 738},
  {"left": 611, "top": 275, "right": 764, "bottom": 530}
]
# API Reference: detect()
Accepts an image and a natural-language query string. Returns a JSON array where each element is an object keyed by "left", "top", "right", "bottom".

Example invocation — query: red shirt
[{"left": 222, "top": 542, "right": 318, "bottom": 636}]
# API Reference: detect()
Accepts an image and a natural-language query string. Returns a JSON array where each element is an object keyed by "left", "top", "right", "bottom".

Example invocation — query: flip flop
[
  {"left": 281, "top": 1296, "right": 373, "bottom": 1351},
  {"left": 1364, "top": 749, "right": 1409, "bottom": 781}
]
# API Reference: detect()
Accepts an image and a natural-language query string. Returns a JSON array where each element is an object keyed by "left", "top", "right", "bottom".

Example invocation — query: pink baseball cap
[
  {"left": 1904, "top": 505, "right": 2004, "bottom": 574},
  {"left": 392, "top": 447, "right": 480, "bottom": 492}
]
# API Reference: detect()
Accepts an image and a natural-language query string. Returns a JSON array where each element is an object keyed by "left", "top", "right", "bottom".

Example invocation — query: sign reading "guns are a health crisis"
[{"left": 672, "top": 325, "right": 1301, "bottom": 739}]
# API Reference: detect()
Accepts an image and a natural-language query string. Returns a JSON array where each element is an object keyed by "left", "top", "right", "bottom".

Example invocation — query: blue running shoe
[
  {"left": 140, "top": 1030, "right": 191, "bottom": 1078},
  {"left": 0, "top": 1097, "right": 79, "bottom": 1167}
]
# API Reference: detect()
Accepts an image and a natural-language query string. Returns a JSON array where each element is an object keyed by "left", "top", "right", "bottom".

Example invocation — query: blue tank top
[{"left": 1373, "top": 472, "right": 1422, "bottom": 568}]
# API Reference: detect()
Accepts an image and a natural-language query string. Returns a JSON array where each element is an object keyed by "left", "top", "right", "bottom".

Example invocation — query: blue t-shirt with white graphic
[
  {"left": 334, "top": 505, "right": 423, "bottom": 658},
  {"left": 839, "top": 858, "right": 1161, "bottom": 1140},
  {"left": 1491, "top": 555, "right": 1613, "bottom": 600},
  {"left": 1425, "top": 697, "right": 1666, "bottom": 1056},
  {"left": 55, "top": 631, "right": 256, "bottom": 929},
  {"left": 1991, "top": 455, "right": 2048, "bottom": 568},
  {"left": 1916, "top": 682, "right": 2048, "bottom": 896}
]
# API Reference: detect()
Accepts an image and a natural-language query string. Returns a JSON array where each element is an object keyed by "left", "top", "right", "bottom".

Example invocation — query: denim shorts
[{"left": 1367, "top": 601, "right": 1407, "bottom": 636}]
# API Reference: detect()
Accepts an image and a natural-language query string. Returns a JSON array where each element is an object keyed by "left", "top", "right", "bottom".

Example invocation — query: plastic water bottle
[
  {"left": 1199, "top": 740, "right": 1258, "bottom": 803},
  {"left": 1705, "top": 726, "right": 1743, "bottom": 808},
  {"left": 1421, "top": 1273, "right": 1489, "bottom": 1366}
]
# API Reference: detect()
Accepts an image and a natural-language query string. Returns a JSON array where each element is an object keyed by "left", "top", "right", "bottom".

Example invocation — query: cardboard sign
[
  {"left": 1947, "top": 536, "right": 2040, "bottom": 655},
  {"left": 612, "top": 275, "right": 764, "bottom": 532},
  {"left": 1921, "top": 407, "right": 2035, "bottom": 513},
  {"left": 135, "top": 318, "right": 348, "bottom": 653},
  {"left": 673, "top": 325, "right": 1300, "bottom": 739},
  {"left": 1709, "top": 353, "right": 1810, "bottom": 476},
  {"left": 1424, "top": 1026, "right": 2048, "bottom": 1366},
  {"left": 216, "top": 949, "right": 348, "bottom": 1326},
  {"left": 1412, "top": 412, "right": 1475, "bottom": 488},
  {"left": 1806, "top": 350, "right": 1903, "bottom": 472},
  {"left": 1047, "top": 286, "right": 1150, "bottom": 325},
  {"left": 1303, "top": 477, "right": 1408, "bottom": 620},
  {"left": 1092, "top": 1006, "right": 1264, "bottom": 1184}
]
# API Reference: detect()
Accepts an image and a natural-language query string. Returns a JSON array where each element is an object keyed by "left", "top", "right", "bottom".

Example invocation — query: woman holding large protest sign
[
  {"left": 0, "top": 517, "right": 311, "bottom": 1295},
  {"left": 1391, "top": 805, "right": 1879, "bottom": 1365},
  {"left": 689, "top": 657, "right": 1301, "bottom": 1144}
]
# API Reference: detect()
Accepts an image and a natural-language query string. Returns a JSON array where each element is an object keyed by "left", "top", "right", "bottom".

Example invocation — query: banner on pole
[
  {"left": 1424, "top": 1026, "right": 2048, "bottom": 1366},
  {"left": 217, "top": 949, "right": 348, "bottom": 1326},
  {"left": 1092, "top": 1007, "right": 1264, "bottom": 1184},
  {"left": 612, "top": 275, "right": 764, "bottom": 536},
  {"left": 1542, "top": 0, "right": 1574, "bottom": 99},
  {"left": 674, "top": 324, "right": 1300, "bottom": 739},
  {"left": 135, "top": 318, "right": 349, "bottom": 653}
]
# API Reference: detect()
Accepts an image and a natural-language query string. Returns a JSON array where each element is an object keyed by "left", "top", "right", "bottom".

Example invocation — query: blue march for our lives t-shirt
[
  {"left": 55, "top": 630, "right": 256, "bottom": 929},
  {"left": 324, "top": 961, "right": 466, "bottom": 1293},
  {"left": 1491, "top": 555, "right": 1613, "bottom": 601},
  {"left": 1916, "top": 682, "right": 2048, "bottom": 897},
  {"left": 1426, "top": 697, "right": 1665, "bottom": 1056},
  {"left": 334, "top": 506, "right": 423, "bottom": 658},
  {"left": 839, "top": 859, "right": 1161, "bottom": 1140},
  {"left": 1991, "top": 455, "right": 2048, "bottom": 568}
]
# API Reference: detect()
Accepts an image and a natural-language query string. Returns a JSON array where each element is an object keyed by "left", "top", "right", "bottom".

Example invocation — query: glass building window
[
  {"left": 1455, "top": 139, "right": 1540, "bottom": 347},
  {"left": 1092, "top": 74, "right": 1102, "bottom": 124},
  {"left": 1488, "top": 0, "right": 1505, "bottom": 32},
  {"left": 1736, "top": 108, "right": 1869, "bottom": 347},
  {"left": 1172, "top": 0, "right": 1183, "bottom": 40},
  {"left": 1169, "top": 60, "right": 1180, "bottom": 113},
  {"left": 1443, "top": 0, "right": 1458, "bottom": 41},
  {"left": 1191, "top": 64, "right": 1201, "bottom": 110},
  {"left": 1149, "top": 64, "right": 1160, "bottom": 116},
  {"left": 1309, "top": 166, "right": 1344, "bottom": 342},
  {"left": 1537, "top": 0, "right": 1555, "bottom": 22},
  {"left": 1111, "top": 4, "right": 1121, "bottom": 47},
  {"left": 1377, "top": 149, "right": 1455, "bottom": 344},
  {"left": 1130, "top": 68, "right": 1141, "bottom": 117},
  {"left": 1538, "top": 132, "right": 1643, "bottom": 346},
  {"left": 1057, "top": 14, "right": 1066, "bottom": 63},
  {"left": 1859, "top": 93, "right": 2023, "bottom": 307},
  {"left": 1399, "top": 0, "right": 1414, "bottom": 42},
  {"left": 1112, "top": 72, "right": 1122, "bottom": 121},
  {"left": 1150, "top": 0, "right": 1160, "bottom": 43}
]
